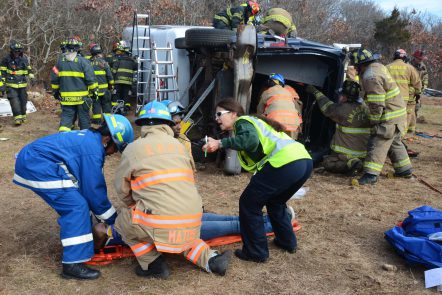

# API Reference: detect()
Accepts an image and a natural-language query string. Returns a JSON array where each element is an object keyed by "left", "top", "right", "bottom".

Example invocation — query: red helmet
[
  {"left": 412, "top": 50, "right": 427, "bottom": 61},
  {"left": 394, "top": 49, "right": 407, "bottom": 60},
  {"left": 247, "top": 1, "right": 260, "bottom": 15}
]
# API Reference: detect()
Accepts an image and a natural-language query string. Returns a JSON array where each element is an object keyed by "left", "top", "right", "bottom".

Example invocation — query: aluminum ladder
[
  {"left": 152, "top": 42, "right": 179, "bottom": 101},
  {"left": 131, "top": 11, "right": 153, "bottom": 113}
]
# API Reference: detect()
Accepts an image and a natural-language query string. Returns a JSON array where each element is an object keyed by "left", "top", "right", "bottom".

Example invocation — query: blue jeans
[{"left": 108, "top": 213, "right": 275, "bottom": 245}]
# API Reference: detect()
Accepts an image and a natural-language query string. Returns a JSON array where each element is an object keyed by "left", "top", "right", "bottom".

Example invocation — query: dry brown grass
[{"left": 1, "top": 96, "right": 442, "bottom": 294}]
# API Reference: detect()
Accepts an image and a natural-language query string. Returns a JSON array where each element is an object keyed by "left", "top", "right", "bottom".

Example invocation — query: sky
[{"left": 372, "top": 0, "right": 442, "bottom": 19}]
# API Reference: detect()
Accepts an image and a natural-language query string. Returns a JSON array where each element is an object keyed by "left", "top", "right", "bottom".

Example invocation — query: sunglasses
[{"left": 215, "top": 110, "right": 231, "bottom": 119}]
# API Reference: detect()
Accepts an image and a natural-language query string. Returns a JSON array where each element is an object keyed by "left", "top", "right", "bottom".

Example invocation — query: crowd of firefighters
[{"left": 6, "top": 0, "right": 433, "bottom": 282}]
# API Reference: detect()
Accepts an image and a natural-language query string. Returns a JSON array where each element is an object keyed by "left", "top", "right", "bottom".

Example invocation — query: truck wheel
[
  {"left": 174, "top": 37, "right": 189, "bottom": 49},
  {"left": 185, "top": 29, "right": 235, "bottom": 47}
]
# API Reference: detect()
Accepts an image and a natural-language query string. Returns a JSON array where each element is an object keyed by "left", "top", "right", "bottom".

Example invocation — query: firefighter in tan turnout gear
[
  {"left": 386, "top": 49, "right": 421, "bottom": 134},
  {"left": 306, "top": 80, "right": 371, "bottom": 176},
  {"left": 257, "top": 73, "right": 302, "bottom": 139},
  {"left": 410, "top": 49, "right": 429, "bottom": 132},
  {"left": 351, "top": 48, "right": 412, "bottom": 185},
  {"left": 113, "top": 101, "right": 231, "bottom": 279}
]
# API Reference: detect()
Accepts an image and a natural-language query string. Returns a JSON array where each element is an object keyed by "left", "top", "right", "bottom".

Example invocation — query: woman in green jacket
[{"left": 203, "top": 99, "right": 312, "bottom": 262}]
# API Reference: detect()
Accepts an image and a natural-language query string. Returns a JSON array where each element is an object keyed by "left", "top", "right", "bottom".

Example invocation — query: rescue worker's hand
[
  {"left": 415, "top": 94, "right": 421, "bottom": 103},
  {"left": 91, "top": 89, "right": 99, "bottom": 101},
  {"left": 53, "top": 91, "right": 61, "bottom": 101},
  {"left": 202, "top": 137, "right": 221, "bottom": 153}
]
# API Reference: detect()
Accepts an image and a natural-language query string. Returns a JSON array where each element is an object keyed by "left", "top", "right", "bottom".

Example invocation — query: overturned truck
[{"left": 124, "top": 24, "right": 346, "bottom": 174}]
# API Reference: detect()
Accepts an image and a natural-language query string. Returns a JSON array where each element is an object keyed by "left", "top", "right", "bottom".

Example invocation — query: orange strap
[{"left": 131, "top": 168, "right": 194, "bottom": 190}]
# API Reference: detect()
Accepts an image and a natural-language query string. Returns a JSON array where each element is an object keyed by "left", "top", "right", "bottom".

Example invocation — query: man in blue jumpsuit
[{"left": 13, "top": 114, "right": 134, "bottom": 280}]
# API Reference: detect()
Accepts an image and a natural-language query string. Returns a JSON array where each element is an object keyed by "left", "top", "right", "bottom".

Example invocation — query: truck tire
[
  {"left": 174, "top": 37, "right": 189, "bottom": 49},
  {"left": 185, "top": 28, "right": 235, "bottom": 47}
]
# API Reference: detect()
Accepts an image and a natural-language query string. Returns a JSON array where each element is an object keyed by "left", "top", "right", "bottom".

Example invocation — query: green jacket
[{"left": 222, "top": 116, "right": 311, "bottom": 172}]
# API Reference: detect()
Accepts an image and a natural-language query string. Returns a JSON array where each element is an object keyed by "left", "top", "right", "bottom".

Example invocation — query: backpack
[{"left": 385, "top": 205, "right": 442, "bottom": 269}]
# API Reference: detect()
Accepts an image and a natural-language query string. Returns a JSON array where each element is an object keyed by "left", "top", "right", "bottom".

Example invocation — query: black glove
[
  {"left": 415, "top": 94, "right": 421, "bottom": 102},
  {"left": 54, "top": 91, "right": 61, "bottom": 101}
]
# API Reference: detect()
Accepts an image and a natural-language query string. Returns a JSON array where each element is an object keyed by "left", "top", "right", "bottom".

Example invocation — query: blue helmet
[
  {"left": 103, "top": 114, "right": 134, "bottom": 152},
  {"left": 269, "top": 73, "right": 285, "bottom": 86},
  {"left": 160, "top": 100, "right": 185, "bottom": 116},
  {"left": 135, "top": 100, "right": 174, "bottom": 126}
]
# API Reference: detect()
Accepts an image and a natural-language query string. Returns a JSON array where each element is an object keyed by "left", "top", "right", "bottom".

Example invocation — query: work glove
[
  {"left": 53, "top": 90, "right": 61, "bottom": 101},
  {"left": 305, "top": 85, "right": 322, "bottom": 99},
  {"left": 415, "top": 94, "right": 421, "bottom": 103},
  {"left": 91, "top": 89, "right": 99, "bottom": 101}
]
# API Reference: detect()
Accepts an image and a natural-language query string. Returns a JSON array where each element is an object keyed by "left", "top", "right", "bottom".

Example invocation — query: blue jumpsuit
[{"left": 13, "top": 130, "right": 116, "bottom": 263}]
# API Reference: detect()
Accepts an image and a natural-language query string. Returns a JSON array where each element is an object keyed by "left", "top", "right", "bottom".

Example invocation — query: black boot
[
  {"left": 358, "top": 173, "right": 378, "bottom": 185},
  {"left": 62, "top": 263, "right": 101, "bottom": 280},
  {"left": 135, "top": 255, "right": 170, "bottom": 279},
  {"left": 234, "top": 249, "right": 267, "bottom": 263},
  {"left": 394, "top": 169, "right": 413, "bottom": 178},
  {"left": 273, "top": 239, "right": 296, "bottom": 254},
  {"left": 208, "top": 250, "right": 232, "bottom": 276}
]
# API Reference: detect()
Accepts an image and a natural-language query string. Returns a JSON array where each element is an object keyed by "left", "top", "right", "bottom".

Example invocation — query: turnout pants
[
  {"left": 239, "top": 159, "right": 313, "bottom": 260},
  {"left": 363, "top": 123, "right": 412, "bottom": 176},
  {"left": 323, "top": 153, "right": 362, "bottom": 174},
  {"left": 59, "top": 97, "right": 92, "bottom": 132},
  {"left": 113, "top": 84, "right": 131, "bottom": 109},
  {"left": 115, "top": 207, "right": 215, "bottom": 271},
  {"left": 406, "top": 104, "right": 416, "bottom": 134},
  {"left": 92, "top": 91, "right": 112, "bottom": 122},
  {"left": 7, "top": 87, "right": 28, "bottom": 122},
  {"left": 35, "top": 189, "right": 94, "bottom": 263}
]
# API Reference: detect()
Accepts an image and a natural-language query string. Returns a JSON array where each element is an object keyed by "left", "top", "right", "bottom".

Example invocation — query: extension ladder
[
  {"left": 152, "top": 42, "right": 179, "bottom": 101},
  {"left": 131, "top": 11, "right": 154, "bottom": 113}
]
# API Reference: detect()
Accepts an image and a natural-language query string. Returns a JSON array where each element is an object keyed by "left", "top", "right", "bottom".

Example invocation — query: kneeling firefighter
[{"left": 113, "top": 101, "right": 232, "bottom": 279}]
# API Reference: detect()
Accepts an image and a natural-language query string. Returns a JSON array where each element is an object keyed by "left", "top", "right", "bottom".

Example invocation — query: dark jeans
[
  {"left": 239, "top": 158, "right": 313, "bottom": 260},
  {"left": 7, "top": 87, "right": 27, "bottom": 118}
]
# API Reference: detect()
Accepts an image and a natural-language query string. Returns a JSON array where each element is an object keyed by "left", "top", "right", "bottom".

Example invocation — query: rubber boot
[
  {"left": 92, "top": 223, "right": 109, "bottom": 250},
  {"left": 358, "top": 173, "right": 378, "bottom": 185},
  {"left": 135, "top": 255, "right": 170, "bottom": 279},
  {"left": 394, "top": 169, "right": 413, "bottom": 178},
  {"left": 209, "top": 250, "right": 232, "bottom": 276},
  {"left": 61, "top": 263, "right": 101, "bottom": 280}
]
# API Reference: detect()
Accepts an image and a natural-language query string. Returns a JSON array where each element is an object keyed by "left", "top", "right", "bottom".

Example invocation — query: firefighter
[
  {"left": 257, "top": 73, "right": 302, "bottom": 139},
  {"left": 0, "top": 41, "right": 34, "bottom": 125},
  {"left": 0, "top": 70, "right": 4, "bottom": 97},
  {"left": 113, "top": 101, "right": 232, "bottom": 278},
  {"left": 203, "top": 99, "right": 312, "bottom": 262},
  {"left": 13, "top": 114, "right": 134, "bottom": 280},
  {"left": 51, "top": 37, "right": 98, "bottom": 132},
  {"left": 213, "top": 1, "right": 260, "bottom": 31},
  {"left": 350, "top": 48, "right": 411, "bottom": 185},
  {"left": 89, "top": 43, "right": 114, "bottom": 124},
  {"left": 306, "top": 80, "right": 371, "bottom": 176},
  {"left": 105, "top": 42, "right": 119, "bottom": 69},
  {"left": 112, "top": 40, "right": 137, "bottom": 115},
  {"left": 386, "top": 49, "right": 421, "bottom": 135},
  {"left": 161, "top": 100, "right": 196, "bottom": 171},
  {"left": 410, "top": 50, "right": 429, "bottom": 131},
  {"left": 258, "top": 7, "right": 297, "bottom": 37}
]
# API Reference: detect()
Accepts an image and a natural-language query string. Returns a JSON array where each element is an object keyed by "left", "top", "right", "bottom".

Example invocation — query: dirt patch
[{"left": 1, "top": 98, "right": 442, "bottom": 294}]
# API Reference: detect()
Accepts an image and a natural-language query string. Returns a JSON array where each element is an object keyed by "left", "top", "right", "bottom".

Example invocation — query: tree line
[{"left": 1, "top": 0, "right": 441, "bottom": 88}]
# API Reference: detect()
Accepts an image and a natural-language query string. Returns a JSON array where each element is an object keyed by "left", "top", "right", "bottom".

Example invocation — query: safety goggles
[{"left": 215, "top": 110, "right": 231, "bottom": 119}]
